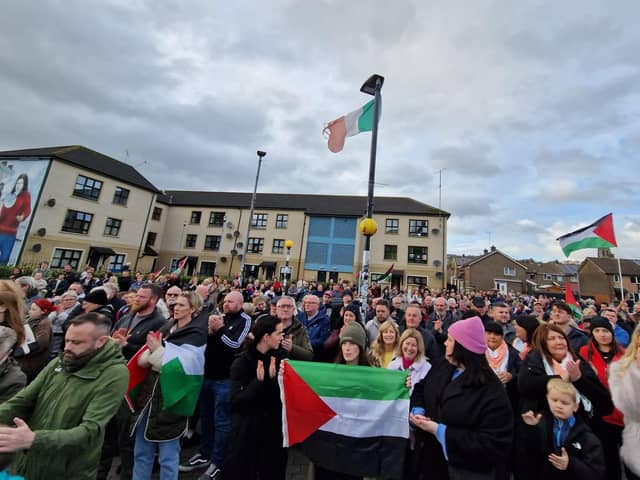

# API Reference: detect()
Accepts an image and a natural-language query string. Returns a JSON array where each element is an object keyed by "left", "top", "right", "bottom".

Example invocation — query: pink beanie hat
[{"left": 447, "top": 316, "right": 487, "bottom": 354}]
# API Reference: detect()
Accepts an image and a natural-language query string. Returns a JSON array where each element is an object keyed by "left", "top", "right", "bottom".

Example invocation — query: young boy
[{"left": 521, "top": 378, "right": 605, "bottom": 480}]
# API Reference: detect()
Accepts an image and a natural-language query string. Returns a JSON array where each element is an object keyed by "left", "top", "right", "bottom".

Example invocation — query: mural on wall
[{"left": 0, "top": 159, "right": 49, "bottom": 266}]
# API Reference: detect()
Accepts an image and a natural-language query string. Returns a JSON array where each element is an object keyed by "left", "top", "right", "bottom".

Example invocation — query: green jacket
[{"left": 0, "top": 340, "right": 129, "bottom": 480}]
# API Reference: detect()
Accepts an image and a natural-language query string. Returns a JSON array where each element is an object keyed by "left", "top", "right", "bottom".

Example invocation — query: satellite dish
[
  {"left": 233, "top": 230, "right": 241, "bottom": 238},
  {"left": 220, "top": 257, "right": 227, "bottom": 263},
  {"left": 226, "top": 221, "right": 233, "bottom": 229},
  {"left": 431, "top": 228, "right": 440, "bottom": 235},
  {"left": 433, "top": 259, "right": 442, "bottom": 267},
  {"left": 37, "top": 228, "right": 46, "bottom": 237},
  {"left": 230, "top": 249, "right": 238, "bottom": 256},
  {"left": 236, "top": 242, "right": 243, "bottom": 248},
  {"left": 226, "top": 233, "right": 233, "bottom": 239},
  {"left": 31, "top": 243, "right": 42, "bottom": 252},
  {"left": 46, "top": 198, "right": 56, "bottom": 207}
]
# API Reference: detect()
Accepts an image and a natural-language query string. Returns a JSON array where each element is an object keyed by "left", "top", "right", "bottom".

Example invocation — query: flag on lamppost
[{"left": 324, "top": 99, "right": 377, "bottom": 153}]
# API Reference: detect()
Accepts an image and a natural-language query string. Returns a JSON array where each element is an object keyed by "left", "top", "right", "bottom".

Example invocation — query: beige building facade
[{"left": 0, "top": 146, "right": 450, "bottom": 289}]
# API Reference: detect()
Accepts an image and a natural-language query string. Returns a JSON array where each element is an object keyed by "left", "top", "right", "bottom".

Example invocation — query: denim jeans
[
  {"left": 0, "top": 233, "right": 16, "bottom": 264},
  {"left": 198, "top": 378, "right": 231, "bottom": 467},
  {"left": 132, "top": 411, "right": 181, "bottom": 480}
]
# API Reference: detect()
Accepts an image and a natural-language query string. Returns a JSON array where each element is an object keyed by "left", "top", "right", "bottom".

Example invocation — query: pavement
[{"left": 106, "top": 445, "right": 311, "bottom": 479}]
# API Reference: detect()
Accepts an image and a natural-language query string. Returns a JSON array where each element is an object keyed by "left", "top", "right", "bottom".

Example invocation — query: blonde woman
[
  {"left": 388, "top": 328, "right": 431, "bottom": 392},
  {"left": 609, "top": 327, "right": 640, "bottom": 480},
  {"left": 370, "top": 320, "right": 399, "bottom": 368}
]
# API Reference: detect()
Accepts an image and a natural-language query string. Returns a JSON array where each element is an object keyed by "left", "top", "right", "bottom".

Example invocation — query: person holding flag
[{"left": 129, "top": 291, "right": 207, "bottom": 480}]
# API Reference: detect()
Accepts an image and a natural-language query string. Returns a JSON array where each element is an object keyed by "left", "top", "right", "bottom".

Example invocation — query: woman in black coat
[
  {"left": 410, "top": 316, "right": 513, "bottom": 480},
  {"left": 224, "top": 315, "right": 288, "bottom": 480}
]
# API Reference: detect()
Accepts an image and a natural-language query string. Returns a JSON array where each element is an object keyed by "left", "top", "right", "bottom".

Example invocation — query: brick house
[
  {"left": 460, "top": 246, "right": 528, "bottom": 295},
  {"left": 578, "top": 257, "right": 640, "bottom": 303}
]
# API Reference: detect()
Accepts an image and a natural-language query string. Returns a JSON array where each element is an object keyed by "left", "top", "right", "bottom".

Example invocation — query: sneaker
[
  {"left": 198, "top": 464, "right": 222, "bottom": 480},
  {"left": 179, "top": 453, "right": 210, "bottom": 472}
]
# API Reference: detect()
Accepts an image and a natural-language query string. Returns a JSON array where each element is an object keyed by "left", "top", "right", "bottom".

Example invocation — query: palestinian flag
[
  {"left": 172, "top": 256, "right": 188, "bottom": 275},
  {"left": 564, "top": 283, "right": 582, "bottom": 321},
  {"left": 381, "top": 263, "right": 395, "bottom": 282},
  {"left": 280, "top": 360, "right": 409, "bottom": 479},
  {"left": 557, "top": 213, "right": 617, "bottom": 257},
  {"left": 125, "top": 327, "right": 206, "bottom": 416},
  {"left": 324, "top": 99, "right": 376, "bottom": 153}
]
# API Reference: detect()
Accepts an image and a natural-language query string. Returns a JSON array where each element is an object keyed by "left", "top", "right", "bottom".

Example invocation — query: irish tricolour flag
[
  {"left": 557, "top": 213, "right": 617, "bottom": 257},
  {"left": 125, "top": 342, "right": 205, "bottom": 416},
  {"left": 280, "top": 360, "right": 409, "bottom": 479},
  {"left": 324, "top": 99, "right": 376, "bottom": 153}
]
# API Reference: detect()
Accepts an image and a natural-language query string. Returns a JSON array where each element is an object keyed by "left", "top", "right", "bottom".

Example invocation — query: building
[
  {"left": 0, "top": 146, "right": 451, "bottom": 288},
  {"left": 518, "top": 259, "right": 580, "bottom": 295},
  {"left": 458, "top": 246, "right": 529, "bottom": 294},
  {"left": 152, "top": 191, "right": 450, "bottom": 288},
  {"left": 578, "top": 257, "right": 640, "bottom": 303},
  {"left": 0, "top": 146, "right": 160, "bottom": 272}
]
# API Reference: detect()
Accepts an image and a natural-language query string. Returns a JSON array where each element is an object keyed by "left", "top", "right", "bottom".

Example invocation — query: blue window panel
[
  {"left": 305, "top": 217, "right": 356, "bottom": 273},
  {"left": 309, "top": 217, "right": 332, "bottom": 236},
  {"left": 333, "top": 218, "right": 356, "bottom": 238},
  {"left": 306, "top": 242, "right": 329, "bottom": 264},
  {"left": 331, "top": 244, "right": 354, "bottom": 266}
]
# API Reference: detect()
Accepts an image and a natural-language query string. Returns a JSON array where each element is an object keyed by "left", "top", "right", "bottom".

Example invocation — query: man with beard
[
  {"left": 0, "top": 313, "right": 128, "bottom": 480},
  {"left": 98, "top": 284, "right": 166, "bottom": 479}
]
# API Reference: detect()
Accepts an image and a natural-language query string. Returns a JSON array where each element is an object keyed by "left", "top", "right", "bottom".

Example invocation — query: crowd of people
[{"left": 0, "top": 262, "right": 639, "bottom": 480}]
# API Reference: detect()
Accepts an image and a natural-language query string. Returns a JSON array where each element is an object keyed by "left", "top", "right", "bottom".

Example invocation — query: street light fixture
[
  {"left": 358, "top": 74, "right": 384, "bottom": 317},
  {"left": 238, "top": 150, "right": 266, "bottom": 286}
]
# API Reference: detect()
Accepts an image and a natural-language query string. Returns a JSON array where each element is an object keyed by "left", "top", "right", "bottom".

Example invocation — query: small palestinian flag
[
  {"left": 557, "top": 213, "right": 617, "bottom": 257},
  {"left": 125, "top": 333, "right": 205, "bottom": 416},
  {"left": 380, "top": 263, "right": 395, "bottom": 282},
  {"left": 172, "top": 256, "right": 188, "bottom": 275},
  {"left": 280, "top": 360, "right": 409, "bottom": 479},
  {"left": 564, "top": 283, "right": 582, "bottom": 321}
]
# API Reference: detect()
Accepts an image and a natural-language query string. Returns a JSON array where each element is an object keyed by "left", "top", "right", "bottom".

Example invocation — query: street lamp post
[
  {"left": 358, "top": 74, "right": 384, "bottom": 318},
  {"left": 238, "top": 150, "right": 266, "bottom": 286},
  {"left": 283, "top": 239, "right": 294, "bottom": 293}
]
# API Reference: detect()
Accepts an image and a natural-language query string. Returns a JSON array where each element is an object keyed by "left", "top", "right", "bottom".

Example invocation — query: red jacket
[
  {"left": 0, "top": 191, "right": 31, "bottom": 235},
  {"left": 579, "top": 341, "right": 625, "bottom": 426}
]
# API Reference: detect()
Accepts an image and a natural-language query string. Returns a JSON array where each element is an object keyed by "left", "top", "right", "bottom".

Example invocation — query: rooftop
[
  {"left": 0, "top": 145, "right": 160, "bottom": 193},
  {"left": 158, "top": 190, "right": 450, "bottom": 217}
]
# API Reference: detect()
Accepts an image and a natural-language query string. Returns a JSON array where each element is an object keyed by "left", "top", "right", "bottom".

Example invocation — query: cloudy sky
[{"left": 2, "top": 1, "right": 639, "bottom": 261}]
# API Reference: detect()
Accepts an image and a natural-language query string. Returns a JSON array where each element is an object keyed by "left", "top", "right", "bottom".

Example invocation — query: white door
[{"left": 495, "top": 281, "right": 508, "bottom": 295}]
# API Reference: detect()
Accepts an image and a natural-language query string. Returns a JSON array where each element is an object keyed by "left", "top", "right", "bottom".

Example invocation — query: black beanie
[{"left": 589, "top": 316, "right": 614, "bottom": 336}]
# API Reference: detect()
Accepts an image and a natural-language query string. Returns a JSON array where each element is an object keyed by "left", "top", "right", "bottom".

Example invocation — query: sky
[{"left": 1, "top": 1, "right": 639, "bottom": 261}]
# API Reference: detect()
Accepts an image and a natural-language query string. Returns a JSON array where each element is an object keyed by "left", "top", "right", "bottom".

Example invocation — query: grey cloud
[{"left": 430, "top": 143, "right": 500, "bottom": 177}]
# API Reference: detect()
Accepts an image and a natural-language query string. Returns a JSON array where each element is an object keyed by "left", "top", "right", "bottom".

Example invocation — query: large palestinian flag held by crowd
[{"left": 280, "top": 360, "right": 410, "bottom": 479}]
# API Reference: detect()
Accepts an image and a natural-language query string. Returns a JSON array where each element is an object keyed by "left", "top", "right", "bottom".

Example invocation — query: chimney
[
  {"left": 490, "top": 245, "right": 496, "bottom": 252},
  {"left": 483, "top": 249, "right": 489, "bottom": 255}
]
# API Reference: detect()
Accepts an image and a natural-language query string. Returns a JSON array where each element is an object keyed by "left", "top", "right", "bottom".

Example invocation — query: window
[
  {"left": 146, "top": 231, "right": 157, "bottom": 246},
  {"left": 384, "top": 244, "right": 397, "bottom": 260},
  {"left": 408, "top": 246, "right": 428, "bottom": 264},
  {"left": 108, "top": 254, "right": 126, "bottom": 272},
  {"left": 569, "top": 276, "right": 578, "bottom": 282},
  {"left": 385, "top": 218, "right": 399, "bottom": 234},
  {"left": 247, "top": 237, "right": 264, "bottom": 253},
  {"left": 185, "top": 234, "right": 197, "bottom": 248},
  {"left": 631, "top": 275, "right": 639, "bottom": 284},
  {"left": 199, "top": 261, "right": 216, "bottom": 276},
  {"left": 204, "top": 235, "right": 221, "bottom": 251},
  {"left": 407, "top": 275, "right": 428, "bottom": 286},
  {"left": 504, "top": 267, "right": 516, "bottom": 277},
  {"left": 612, "top": 274, "right": 620, "bottom": 282},
  {"left": 251, "top": 213, "right": 268, "bottom": 229},
  {"left": 543, "top": 273, "right": 552, "bottom": 281},
  {"left": 51, "top": 248, "right": 82, "bottom": 269},
  {"left": 103, "top": 217, "right": 122, "bottom": 236},
  {"left": 409, "top": 219, "right": 429, "bottom": 237},
  {"left": 555, "top": 275, "right": 563, "bottom": 282},
  {"left": 112, "top": 187, "right": 130, "bottom": 205},
  {"left": 73, "top": 175, "right": 102, "bottom": 200},
  {"left": 273, "top": 239, "right": 285, "bottom": 254},
  {"left": 276, "top": 214, "right": 288, "bottom": 229},
  {"left": 152, "top": 207, "right": 162, "bottom": 221},
  {"left": 209, "top": 212, "right": 225, "bottom": 227},
  {"left": 190, "top": 211, "right": 202, "bottom": 225},
  {"left": 62, "top": 209, "right": 93, "bottom": 235}
]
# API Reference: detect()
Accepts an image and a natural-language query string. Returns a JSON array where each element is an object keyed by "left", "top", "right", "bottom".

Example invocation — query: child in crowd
[{"left": 521, "top": 378, "right": 605, "bottom": 480}]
